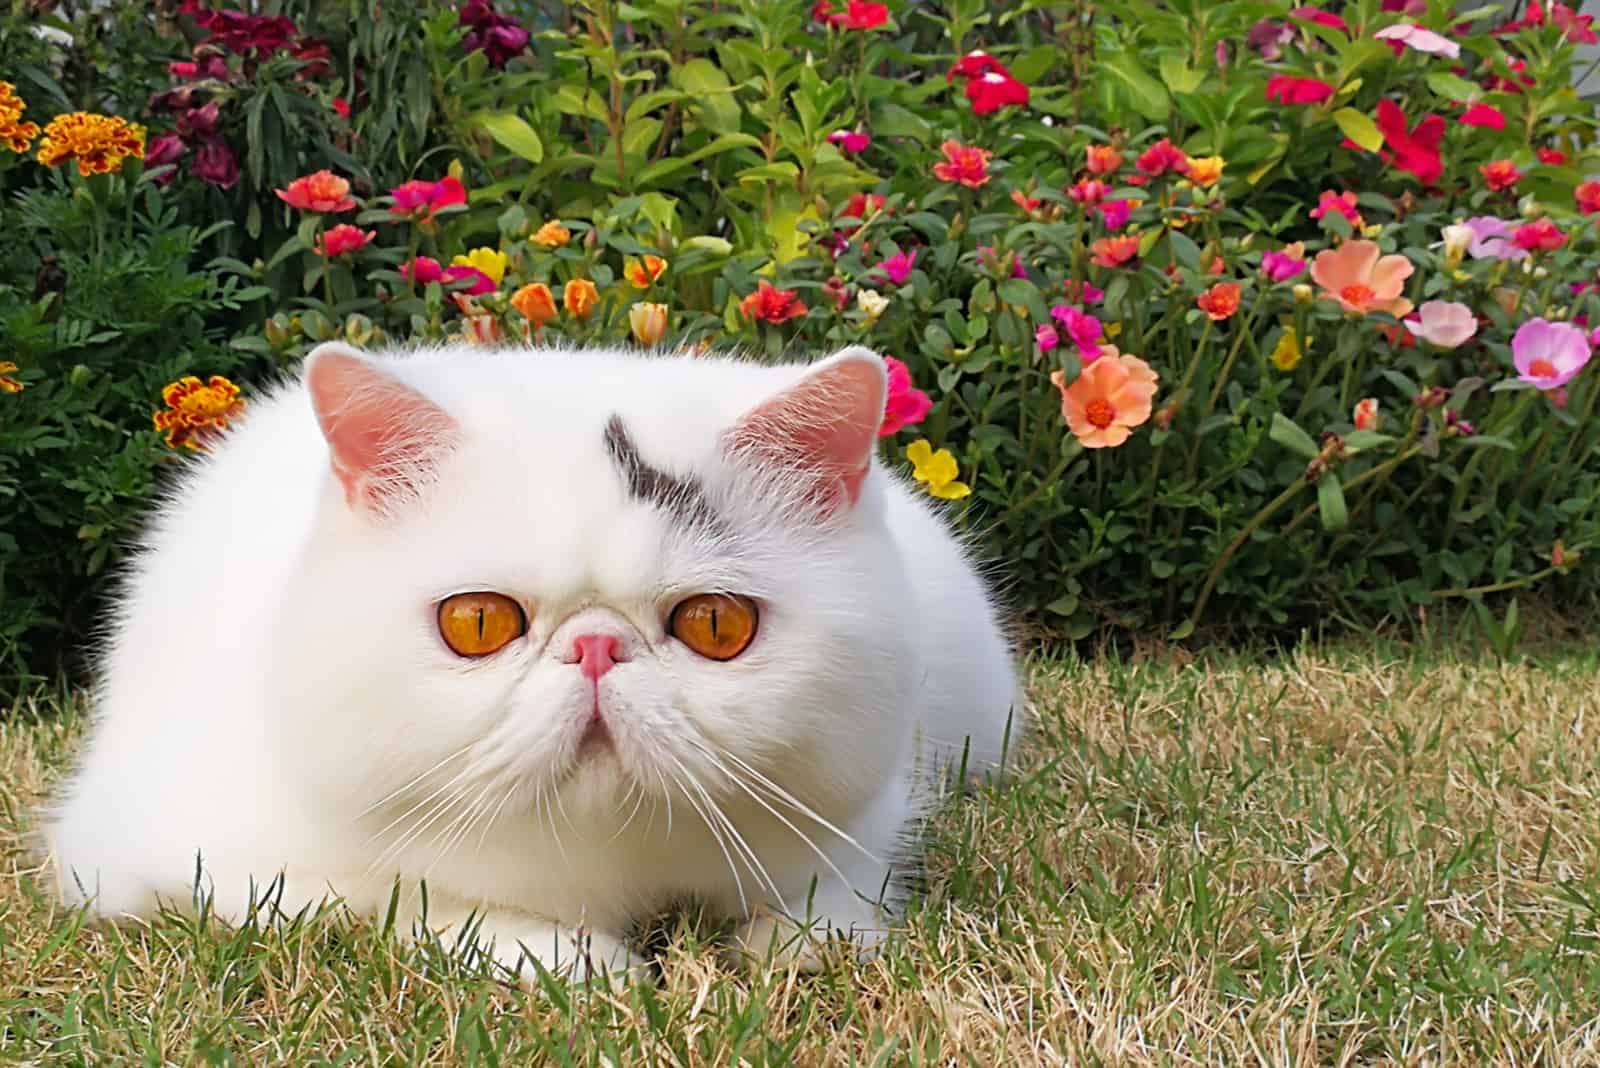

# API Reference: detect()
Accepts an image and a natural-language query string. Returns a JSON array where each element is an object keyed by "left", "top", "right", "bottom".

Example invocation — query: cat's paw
[{"left": 732, "top": 900, "right": 885, "bottom": 973}]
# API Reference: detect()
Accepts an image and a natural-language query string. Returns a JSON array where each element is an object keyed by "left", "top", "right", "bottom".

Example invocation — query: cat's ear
[
  {"left": 304, "top": 342, "right": 458, "bottom": 515},
  {"left": 724, "top": 345, "right": 886, "bottom": 514}
]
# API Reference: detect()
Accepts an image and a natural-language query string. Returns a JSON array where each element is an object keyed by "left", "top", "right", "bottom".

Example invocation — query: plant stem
[{"left": 1187, "top": 476, "right": 1309, "bottom": 632}]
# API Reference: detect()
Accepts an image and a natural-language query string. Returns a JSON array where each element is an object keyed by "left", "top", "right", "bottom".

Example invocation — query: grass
[{"left": 4, "top": 645, "right": 1600, "bottom": 1065}]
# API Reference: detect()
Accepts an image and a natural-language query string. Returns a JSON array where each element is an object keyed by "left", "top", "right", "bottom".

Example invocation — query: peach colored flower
[
  {"left": 1085, "top": 144, "right": 1122, "bottom": 175},
  {"left": 1309, "top": 239, "right": 1414, "bottom": 318},
  {"left": 1050, "top": 348, "right": 1159, "bottom": 449},
  {"left": 275, "top": 169, "right": 356, "bottom": 213},
  {"left": 531, "top": 220, "right": 571, "bottom": 248},
  {"left": 624, "top": 255, "right": 668, "bottom": 287}
]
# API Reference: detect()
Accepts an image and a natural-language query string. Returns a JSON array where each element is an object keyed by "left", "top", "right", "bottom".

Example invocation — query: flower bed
[{"left": 3, "top": 0, "right": 1600, "bottom": 685}]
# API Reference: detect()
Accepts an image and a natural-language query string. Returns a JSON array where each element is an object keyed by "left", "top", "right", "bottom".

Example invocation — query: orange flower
[
  {"left": 1090, "top": 234, "right": 1141, "bottom": 268},
  {"left": 1353, "top": 398, "right": 1379, "bottom": 431},
  {"left": 624, "top": 255, "right": 668, "bottom": 288},
  {"left": 34, "top": 111, "right": 145, "bottom": 176},
  {"left": 510, "top": 282, "right": 558, "bottom": 325},
  {"left": 153, "top": 375, "right": 245, "bottom": 451},
  {"left": 1085, "top": 144, "right": 1122, "bottom": 175},
  {"left": 629, "top": 302, "right": 669, "bottom": 346},
  {"left": 1050, "top": 348, "right": 1159, "bottom": 449},
  {"left": 932, "top": 139, "right": 992, "bottom": 188},
  {"left": 275, "top": 170, "right": 356, "bottom": 213},
  {"left": 0, "top": 360, "right": 24, "bottom": 393},
  {"left": 315, "top": 223, "right": 374, "bottom": 257},
  {"left": 1309, "top": 239, "right": 1414, "bottom": 318},
  {"left": 740, "top": 279, "right": 808, "bottom": 324},
  {"left": 1186, "top": 155, "right": 1224, "bottom": 187},
  {"left": 563, "top": 278, "right": 600, "bottom": 319},
  {"left": 1480, "top": 159, "right": 1522, "bottom": 192},
  {"left": 1196, "top": 282, "right": 1241, "bottom": 320},
  {"left": 0, "top": 82, "right": 41, "bottom": 154},
  {"left": 531, "top": 220, "right": 571, "bottom": 248}
]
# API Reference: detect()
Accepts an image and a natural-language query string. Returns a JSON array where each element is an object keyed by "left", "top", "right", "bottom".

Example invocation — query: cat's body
[{"left": 44, "top": 342, "right": 1021, "bottom": 978}]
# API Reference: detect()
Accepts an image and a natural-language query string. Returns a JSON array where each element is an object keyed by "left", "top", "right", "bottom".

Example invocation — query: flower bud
[
  {"left": 628, "top": 301, "right": 669, "bottom": 347},
  {"left": 1293, "top": 283, "right": 1313, "bottom": 305}
]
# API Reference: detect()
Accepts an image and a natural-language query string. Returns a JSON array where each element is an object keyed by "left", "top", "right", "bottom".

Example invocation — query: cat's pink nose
[{"left": 570, "top": 633, "right": 623, "bottom": 681}]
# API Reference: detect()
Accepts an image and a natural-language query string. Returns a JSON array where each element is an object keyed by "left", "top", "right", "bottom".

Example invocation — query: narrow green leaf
[{"left": 1270, "top": 413, "right": 1321, "bottom": 460}]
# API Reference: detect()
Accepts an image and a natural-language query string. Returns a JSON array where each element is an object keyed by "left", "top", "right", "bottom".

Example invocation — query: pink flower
[
  {"left": 1261, "top": 244, "right": 1308, "bottom": 281},
  {"left": 1069, "top": 179, "right": 1110, "bottom": 206},
  {"left": 1291, "top": 5, "right": 1349, "bottom": 33},
  {"left": 1404, "top": 301, "right": 1477, "bottom": 348},
  {"left": 1063, "top": 280, "right": 1105, "bottom": 305},
  {"left": 875, "top": 249, "right": 918, "bottom": 286},
  {"left": 1463, "top": 216, "right": 1529, "bottom": 261},
  {"left": 1458, "top": 103, "right": 1507, "bottom": 130},
  {"left": 443, "top": 265, "right": 496, "bottom": 294},
  {"left": 1135, "top": 138, "right": 1190, "bottom": 177},
  {"left": 1310, "top": 189, "right": 1363, "bottom": 226},
  {"left": 1513, "top": 318, "right": 1592, "bottom": 390},
  {"left": 1035, "top": 324, "right": 1060, "bottom": 352},
  {"left": 1051, "top": 304, "right": 1104, "bottom": 358},
  {"left": 316, "top": 223, "right": 374, "bottom": 257},
  {"left": 1514, "top": 219, "right": 1567, "bottom": 252},
  {"left": 389, "top": 176, "right": 467, "bottom": 222},
  {"left": 400, "top": 255, "right": 445, "bottom": 284},
  {"left": 827, "top": 129, "right": 871, "bottom": 153},
  {"left": 1375, "top": 23, "right": 1460, "bottom": 58},
  {"left": 879, "top": 356, "right": 933, "bottom": 436},
  {"left": 1095, "top": 199, "right": 1133, "bottom": 230}
]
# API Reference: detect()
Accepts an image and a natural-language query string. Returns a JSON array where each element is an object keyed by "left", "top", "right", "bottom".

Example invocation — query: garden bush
[{"left": 5, "top": 0, "right": 1600, "bottom": 691}]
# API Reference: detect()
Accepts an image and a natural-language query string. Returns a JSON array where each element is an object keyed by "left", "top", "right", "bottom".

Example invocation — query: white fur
[{"left": 43, "top": 343, "right": 1022, "bottom": 979}]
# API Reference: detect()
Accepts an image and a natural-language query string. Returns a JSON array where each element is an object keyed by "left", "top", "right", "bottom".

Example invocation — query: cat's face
[{"left": 273, "top": 344, "right": 919, "bottom": 837}]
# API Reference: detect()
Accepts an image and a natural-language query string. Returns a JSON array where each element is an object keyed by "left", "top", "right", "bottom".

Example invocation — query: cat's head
[{"left": 272, "top": 342, "right": 922, "bottom": 836}]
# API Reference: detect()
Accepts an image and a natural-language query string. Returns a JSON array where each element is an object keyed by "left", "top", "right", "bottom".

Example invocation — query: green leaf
[
  {"left": 1331, "top": 107, "right": 1382, "bottom": 152},
  {"left": 1169, "top": 619, "right": 1196, "bottom": 641},
  {"left": 1426, "top": 72, "right": 1481, "bottom": 103},
  {"left": 1010, "top": 45, "right": 1057, "bottom": 84},
  {"left": 1158, "top": 54, "right": 1204, "bottom": 95},
  {"left": 1103, "top": 55, "right": 1170, "bottom": 122},
  {"left": 671, "top": 58, "right": 740, "bottom": 131},
  {"left": 1270, "top": 413, "right": 1321, "bottom": 460},
  {"left": 1317, "top": 473, "right": 1349, "bottom": 531},
  {"left": 1343, "top": 430, "right": 1395, "bottom": 451},
  {"left": 476, "top": 112, "right": 543, "bottom": 164},
  {"left": 871, "top": 102, "right": 933, "bottom": 143}
]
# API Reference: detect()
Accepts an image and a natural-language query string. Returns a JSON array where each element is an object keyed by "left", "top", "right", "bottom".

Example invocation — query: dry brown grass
[{"left": 4, "top": 647, "right": 1600, "bottom": 1066}]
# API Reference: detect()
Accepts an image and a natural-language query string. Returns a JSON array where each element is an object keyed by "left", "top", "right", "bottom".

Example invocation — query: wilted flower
[
  {"left": 1404, "top": 301, "right": 1477, "bottom": 348},
  {"left": 276, "top": 169, "right": 356, "bottom": 212},
  {"left": 1035, "top": 324, "right": 1060, "bottom": 352},
  {"left": 1512, "top": 318, "right": 1591, "bottom": 390}
]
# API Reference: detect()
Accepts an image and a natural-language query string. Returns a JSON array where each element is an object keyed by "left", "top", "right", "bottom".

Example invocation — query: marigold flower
[
  {"left": 1269, "top": 328, "right": 1305, "bottom": 371},
  {"left": 0, "top": 360, "right": 24, "bottom": 393},
  {"left": 812, "top": 0, "right": 889, "bottom": 30},
  {"left": 153, "top": 375, "right": 246, "bottom": 451},
  {"left": 389, "top": 176, "right": 466, "bottom": 222},
  {"left": 1577, "top": 181, "right": 1600, "bottom": 215},
  {"left": 1090, "top": 234, "right": 1141, "bottom": 268},
  {"left": 1265, "top": 75, "right": 1337, "bottom": 105},
  {"left": 35, "top": 111, "right": 146, "bottom": 176},
  {"left": 1375, "top": 23, "right": 1460, "bottom": 57},
  {"left": 740, "top": 279, "right": 808, "bottom": 324},
  {"left": 1481, "top": 159, "right": 1522, "bottom": 192},
  {"left": 0, "top": 82, "right": 41, "bottom": 154},
  {"left": 1310, "top": 239, "right": 1414, "bottom": 318},
  {"left": 905, "top": 439, "right": 970, "bottom": 499},
  {"left": 1085, "top": 144, "right": 1122, "bottom": 175},
  {"left": 1404, "top": 301, "right": 1477, "bottom": 349},
  {"left": 1196, "top": 282, "right": 1242, "bottom": 321},
  {"left": 624, "top": 255, "right": 668, "bottom": 288},
  {"left": 316, "top": 223, "right": 374, "bottom": 257},
  {"left": 451, "top": 247, "right": 509, "bottom": 286},
  {"left": 275, "top": 169, "right": 356, "bottom": 213},
  {"left": 1514, "top": 218, "right": 1566, "bottom": 252},
  {"left": 1353, "top": 398, "right": 1380, "bottom": 432},
  {"left": 932, "top": 139, "right": 992, "bottom": 188},
  {"left": 1513, "top": 318, "right": 1591, "bottom": 390},
  {"left": 511, "top": 281, "right": 557, "bottom": 325},
  {"left": 1186, "top": 156, "right": 1224, "bottom": 187},
  {"left": 881, "top": 356, "right": 932, "bottom": 437},
  {"left": 564, "top": 278, "right": 600, "bottom": 319},
  {"left": 531, "top": 220, "right": 571, "bottom": 248},
  {"left": 1135, "top": 138, "right": 1189, "bottom": 177},
  {"left": 629, "top": 301, "right": 669, "bottom": 346},
  {"left": 1050, "top": 349, "right": 1159, "bottom": 449}
]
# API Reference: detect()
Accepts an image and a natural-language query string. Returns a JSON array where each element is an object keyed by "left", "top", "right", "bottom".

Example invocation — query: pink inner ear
[
  {"left": 305, "top": 346, "right": 457, "bottom": 514},
  {"left": 726, "top": 353, "right": 886, "bottom": 512}
]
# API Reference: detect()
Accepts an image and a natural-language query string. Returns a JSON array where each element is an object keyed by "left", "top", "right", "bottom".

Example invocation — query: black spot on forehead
[{"left": 603, "top": 414, "right": 718, "bottom": 530}]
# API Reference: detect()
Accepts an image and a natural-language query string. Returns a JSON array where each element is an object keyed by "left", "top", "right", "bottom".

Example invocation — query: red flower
[
  {"left": 966, "top": 70, "right": 1030, "bottom": 114},
  {"left": 316, "top": 223, "right": 374, "bottom": 257},
  {"left": 400, "top": 255, "right": 445, "bottom": 284},
  {"left": 1538, "top": 147, "right": 1568, "bottom": 165},
  {"left": 1196, "top": 282, "right": 1242, "bottom": 321},
  {"left": 332, "top": 97, "right": 350, "bottom": 120},
  {"left": 1513, "top": 219, "right": 1566, "bottom": 251},
  {"left": 1135, "top": 138, "right": 1189, "bottom": 177},
  {"left": 1483, "top": 57, "right": 1535, "bottom": 94},
  {"left": 1265, "top": 75, "right": 1336, "bottom": 105},
  {"left": 1458, "top": 103, "right": 1506, "bottom": 129},
  {"left": 1290, "top": 5, "right": 1350, "bottom": 32},
  {"left": 1550, "top": 2, "right": 1599, "bottom": 44},
  {"left": 275, "top": 169, "right": 356, "bottom": 212},
  {"left": 1310, "top": 189, "right": 1363, "bottom": 226},
  {"left": 946, "top": 50, "right": 1008, "bottom": 80},
  {"left": 1375, "top": 99, "right": 1444, "bottom": 185},
  {"left": 1090, "top": 234, "right": 1141, "bottom": 268},
  {"left": 932, "top": 140, "right": 992, "bottom": 188},
  {"left": 1010, "top": 189, "right": 1041, "bottom": 214},
  {"left": 389, "top": 176, "right": 467, "bottom": 222},
  {"left": 1576, "top": 180, "right": 1600, "bottom": 215},
  {"left": 1068, "top": 179, "right": 1110, "bottom": 206},
  {"left": 1480, "top": 159, "right": 1522, "bottom": 191},
  {"left": 740, "top": 280, "right": 808, "bottom": 324},
  {"left": 812, "top": 0, "right": 889, "bottom": 30}
]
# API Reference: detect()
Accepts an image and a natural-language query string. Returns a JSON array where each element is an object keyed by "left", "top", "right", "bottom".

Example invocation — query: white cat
[{"left": 42, "top": 341, "right": 1022, "bottom": 980}]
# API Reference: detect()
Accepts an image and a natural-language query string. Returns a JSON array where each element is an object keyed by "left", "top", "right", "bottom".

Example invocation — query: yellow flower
[
  {"left": 564, "top": 278, "right": 600, "bottom": 319},
  {"left": 0, "top": 82, "right": 41, "bottom": 154},
  {"left": 152, "top": 375, "right": 245, "bottom": 451},
  {"left": 629, "top": 302, "right": 669, "bottom": 346},
  {"left": 905, "top": 439, "right": 971, "bottom": 500},
  {"left": 451, "top": 247, "right": 509, "bottom": 286},
  {"left": 0, "top": 360, "right": 24, "bottom": 393},
  {"left": 531, "top": 221, "right": 571, "bottom": 248},
  {"left": 1187, "top": 155, "right": 1224, "bottom": 187},
  {"left": 35, "top": 111, "right": 146, "bottom": 176},
  {"left": 1269, "top": 328, "right": 1305, "bottom": 372}
]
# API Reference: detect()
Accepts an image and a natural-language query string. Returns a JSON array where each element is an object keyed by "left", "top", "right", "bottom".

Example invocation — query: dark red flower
[
  {"left": 812, "top": 0, "right": 889, "bottom": 30},
  {"left": 190, "top": 138, "right": 239, "bottom": 189},
  {"left": 1265, "top": 75, "right": 1337, "bottom": 105},
  {"left": 458, "top": 1, "right": 530, "bottom": 68},
  {"left": 144, "top": 133, "right": 186, "bottom": 186},
  {"left": 1375, "top": 99, "right": 1444, "bottom": 185},
  {"left": 1135, "top": 138, "right": 1189, "bottom": 177}
]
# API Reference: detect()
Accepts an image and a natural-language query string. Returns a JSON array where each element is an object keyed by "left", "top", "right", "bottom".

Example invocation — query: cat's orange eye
[
  {"left": 437, "top": 592, "right": 527, "bottom": 658},
  {"left": 669, "top": 594, "right": 758, "bottom": 661}
]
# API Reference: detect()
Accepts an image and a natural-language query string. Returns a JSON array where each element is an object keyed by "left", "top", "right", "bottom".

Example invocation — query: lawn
[{"left": 3, "top": 646, "right": 1599, "bottom": 1065}]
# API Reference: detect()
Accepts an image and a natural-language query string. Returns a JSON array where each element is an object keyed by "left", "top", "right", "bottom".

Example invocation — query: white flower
[{"left": 857, "top": 289, "right": 889, "bottom": 319}]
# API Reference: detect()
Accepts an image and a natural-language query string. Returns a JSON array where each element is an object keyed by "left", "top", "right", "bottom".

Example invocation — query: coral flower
[
  {"left": 153, "top": 375, "right": 246, "bottom": 451},
  {"left": 1085, "top": 144, "right": 1123, "bottom": 175},
  {"left": 1404, "top": 301, "right": 1477, "bottom": 348},
  {"left": 1186, "top": 156, "right": 1224, "bottom": 187},
  {"left": 1196, "top": 282, "right": 1242, "bottom": 321},
  {"left": 35, "top": 111, "right": 146, "bottom": 176},
  {"left": 511, "top": 281, "right": 558, "bottom": 325},
  {"left": 1514, "top": 219, "right": 1566, "bottom": 252},
  {"left": 1310, "top": 189, "right": 1363, "bottom": 227},
  {"left": 1135, "top": 138, "right": 1189, "bottom": 177},
  {"left": 875, "top": 249, "right": 919, "bottom": 286},
  {"left": 629, "top": 302, "right": 669, "bottom": 346},
  {"left": 275, "top": 169, "right": 356, "bottom": 213},
  {"left": 1050, "top": 349, "right": 1159, "bottom": 449},
  {"left": 1375, "top": 23, "right": 1460, "bottom": 57},
  {"left": 316, "top": 223, "right": 374, "bottom": 257},
  {"left": 1353, "top": 398, "right": 1380, "bottom": 431},
  {"left": 740, "top": 279, "right": 808, "bottom": 324},
  {"left": 0, "top": 360, "right": 25, "bottom": 393},
  {"left": 531, "top": 221, "right": 571, "bottom": 248},
  {"left": 1262, "top": 243, "right": 1308, "bottom": 281},
  {"left": 389, "top": 176, "right": 466, "bottom": 222},
  {"left": 451, "top": 247, "right": 509, "bottom": 286},
  {"left": 813, "top": 0, "right": 889, "bottom": 30},
  {"left": 1480, "top": 159, "right": 1522, "bottom": 191},
  {"left": 624, "top": 255, "right": 668, "bottom": 287},
  {"left": 1090, "top": 234, "right": 1141, "bottom": 268},
  {"left": 1265, "top": 75, "right": 1336, "bottom": 105},
  {"left": 1513, "top": 318, "right": 1591, "bottom": 390},
  {"left": 932, "top": 140, "right": 992, "bottom": 188},
  {"left": 880, "top": 356, "right": 933, "bottom": 436},
  {"left": 905, "top": 440, "right": 970, "bottom": 500},
  {"left": 1310, "top": 239, "right": 1415, "bottom": 318},
  {"left": 563, "top": 278, "right": 600, "bottom": 319},
  {"left": 1577, "top": 180, "right": 1600, "bottom": 215},
  {"left": 1459, "top": 103, "right": 1506, "bottom": 129}
]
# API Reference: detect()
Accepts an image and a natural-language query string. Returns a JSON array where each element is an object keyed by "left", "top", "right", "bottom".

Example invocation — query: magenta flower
[
  {"left": 1050, "top": 304, "right": 1103, "bottom": 358},
  {"left": 879, "top": 356, "right": 933, "bottom": 436},
  {"left": 443, "top": 265, "right": 496, "bottom": 294},
  {"left": 1261, "top": 246, "right": 1308, "bottom": 281},
  {"left": 190, "top": 139, "right": 239, "bottom": 189},
  {"left": 1063, "top": 280, "right": 1105, "bottom": 305},
  {"left": 401, "top": 255, "right": 445, "bottom": 285},
  {"left": 1375, "top": 23, "right": 1460, "bottom": 58},
  {"left": 1513, "top": 318, "right": 1591, "bottom": 390},
  {"left": 875, "top": 249, "right": 918, "bottom": 286},
  {"left": 390, "top": 176, "right": 467, "bottom": 222},
  {"left": 1035, "top": 323, "right": 1060, "bottom": 352},
  {"left": 1095, "top": 199, "right": 1133, "bottom": 230},
  {"left": 1513, "top": 219, "right": 1567, "bottom": 252},
  {"left": 1459, "top": 103, "right": 1507, "bottom": 129},
  {"left": 1463, "top": 217, "right": 1528, "bottom": 261},
  {"left": 828, "top": 129, "right": 871, "bottom": 153},
  {"left": 1404, "top": 301, "right": 1477, "bottom": 348}
]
